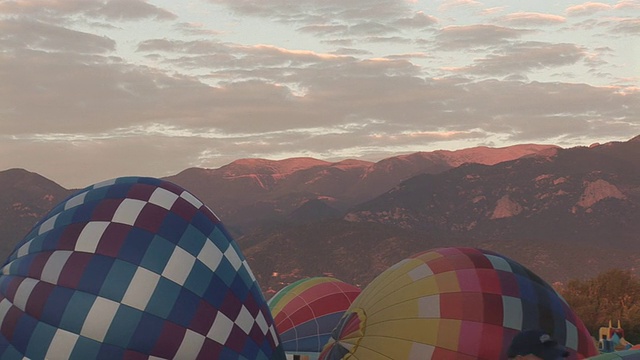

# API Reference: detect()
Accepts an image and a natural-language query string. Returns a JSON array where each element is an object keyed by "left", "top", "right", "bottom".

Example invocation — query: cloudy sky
[{"left": 1, "top": 0, "right": 639, "bottom": 188}]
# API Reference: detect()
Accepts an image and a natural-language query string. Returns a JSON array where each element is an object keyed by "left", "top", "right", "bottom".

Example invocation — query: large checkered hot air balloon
[
  {"left": 319, "top": 247, "right": 599, "bottom": 360},
  {"left": 268, "top": 277, "right": 361, "bottom": 355},
  {"left": 0, "top": 177, "right": 285, "bottom": 359}
]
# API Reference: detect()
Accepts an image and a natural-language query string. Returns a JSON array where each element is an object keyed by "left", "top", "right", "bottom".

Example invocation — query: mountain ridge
[
  {"left": 1, "top": 138, "right": 637, "bottom": 293},
  {"left": 164, "top": 143, "right": 558, "bottom": 229}
]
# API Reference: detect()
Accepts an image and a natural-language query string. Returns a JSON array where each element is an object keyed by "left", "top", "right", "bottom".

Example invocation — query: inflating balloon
[
  {"left": 268, "top": 277, "right": 361, "bottom": 354},
  {"left": 0, "top": 177, "right": 285, "bottom": 359},
  {"left": 319, "top": 247, "right": 599, "bottom": 360}
]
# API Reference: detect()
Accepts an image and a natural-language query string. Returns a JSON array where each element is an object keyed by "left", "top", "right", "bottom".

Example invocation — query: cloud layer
[{"left": 1, "top": 0, "right": 639, "bottom": 187}]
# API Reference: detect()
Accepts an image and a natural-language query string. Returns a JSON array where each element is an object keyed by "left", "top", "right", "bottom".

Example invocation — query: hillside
[
  {"left": 240, "top": 137, "right": 640, "bottom": 292},
  {"left": 1, "top": 139, "right": 637, "bottom": 293},
  {"left": 0, "top": 169, "right": 73, "bottom": 258},
  {"left": 164, "top": 144, "right": 557, "bottom": 232}
]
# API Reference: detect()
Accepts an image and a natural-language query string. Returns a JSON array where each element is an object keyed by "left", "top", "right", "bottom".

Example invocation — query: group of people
[{"left": 508, "top": 330, "right": 570, "bottom": 360}]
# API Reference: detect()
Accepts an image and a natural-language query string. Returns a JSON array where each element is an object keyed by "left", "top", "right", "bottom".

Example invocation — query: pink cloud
[{"left": 566, "top": 2, "right": 612, "bottom": 16}]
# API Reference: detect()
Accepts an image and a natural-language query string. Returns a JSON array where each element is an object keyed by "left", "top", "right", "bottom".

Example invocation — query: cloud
[
  {"left": 434, "top": 24, "right": 531, "bottom": 50},
  {"left": 497, "top": 12, "right": 566, "bottom": 26},
  {"left": 610, "top": 18, "right": 640, "bottom": 34},
  {"left": 0, "top": 0, "right": 176, "bottom": 21},
  {"left": 4, "top": 70, "right": 637, "bottom": 187},
  {"left": 568, "top": 15, "right": 640, "bottom": 35},
  {"left": 4, "top": 48, "right": 639, "bottom": 187},
  {"left": 209, "top": 0, "right": 426, "bottom": 40},
  {"left": 447, "top": 42, "right": 587, "bottom": 76},
  {"left": 347, "top": 22, "right": 399, "bottom": 36},
  {"left": 479, "top": 7, "right": 506, "bottom": 16},
  {"left": 2, "top": 0, "right": 639, "bottom": 188},
  {"left": 393, "top": 11, "right": 438, "bottom": 28},
  {"left": 615, "top": 0, "right": 640, "bottom": 10},
  {"left": 137, "top": 39, "right": 231, "bottom": 55},
  {"left": 385, "top": 52, "right": 430, "bottom": 60},
  {"left": 209, "top": 0, "right": 413, "bottom": 22},
  {"left": 0, "top": 0, "right": 97, "bottom": 17},
  {"left": 583, "top": 46, "right": 613, "bottom": 68},
  {"left": 438, "top": 0, "right": 483, "bottom": 12},
  {"left": 362, "top": 36, "right": 413, "bottom": 44},
  {"left": 566, "top": 2, "right": 613, "bottom": 16},
  {"left": 173, "top": 22, "right": 222, "bottom": 36},
  {"left": 298, "top": 24, "right": 350, "bottom": 36},
  {"left": 0, "top": 19, "right": 116, "bottom": 53},
  {"left": 90, "top": 0, "right": 177, "bottom": 21}
]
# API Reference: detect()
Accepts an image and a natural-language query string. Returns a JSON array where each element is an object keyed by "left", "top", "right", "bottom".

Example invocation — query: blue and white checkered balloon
[{"left": 0, "top": 177, "right": 285, "bottom": 359}]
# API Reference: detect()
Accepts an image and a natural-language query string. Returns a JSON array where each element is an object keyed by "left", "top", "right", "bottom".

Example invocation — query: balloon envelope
[
  {"left": 0, "top": 177, "right": 285, "bottom": 359},
  {"left": 268, "top": 277, "right": 361, "bottom": 353},
  {"left": 319, "top": 247, "right": 598, "bottom": 360},
  {"left": 588, "top": 351, "right": 640, "bottom": 359}
]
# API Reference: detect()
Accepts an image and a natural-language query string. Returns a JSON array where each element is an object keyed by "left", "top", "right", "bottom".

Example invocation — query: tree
[{"left": 561, "top": 269, "right": 640, "bottom": 344}]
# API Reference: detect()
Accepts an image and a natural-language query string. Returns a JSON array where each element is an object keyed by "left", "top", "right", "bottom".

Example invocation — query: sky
[{"left": 1, "top": 0, "right": 639, "bottom": 188}]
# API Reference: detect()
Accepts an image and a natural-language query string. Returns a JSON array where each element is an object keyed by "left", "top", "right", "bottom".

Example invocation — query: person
[{"left": 507, "top": 329, "right": 570, "bottom": 360}]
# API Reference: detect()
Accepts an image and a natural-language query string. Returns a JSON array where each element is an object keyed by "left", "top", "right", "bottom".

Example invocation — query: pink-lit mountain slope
[
  {"left": 239, "top": 136, "right": 640, "bottom": 292},
  {"left": 164, "top": 144, "right": 557, "bottom": 229}
]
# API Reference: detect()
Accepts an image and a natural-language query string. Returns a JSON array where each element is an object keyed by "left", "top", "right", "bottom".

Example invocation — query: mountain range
[{"left": 2, "top": 137, "right": 639, "bottom": 295}]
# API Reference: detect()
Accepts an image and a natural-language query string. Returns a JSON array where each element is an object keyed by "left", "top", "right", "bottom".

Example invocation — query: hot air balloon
[
  {"left": 319, "top": 247, "right": 599, "bottom": 360},
  {"left": 588, "top": 350, "right": 640, "bottom": 359},
  {"left": 268, "top": 277, "right": 361, "bottom": 356},
  {"left": 0, "top": 177, "right": 285, "bottom": 359}
]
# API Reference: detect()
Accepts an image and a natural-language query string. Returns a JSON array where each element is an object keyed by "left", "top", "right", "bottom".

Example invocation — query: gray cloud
[
  {"left": 330, "top": 47, "right": 372, "bottom": 55},
  {"left": 209, "top": 0, "right": 413, "bottom": 22},
  {"left": 363, "top": 36, "right": 414, "bottom": 44},
  {"left": 393, "top": 11, "right": 438, "bottom": 28},
  {"left": 0, "top": 0, "right": 97, "bottom": 17},
  {"left": 610, "top": 18, "right": 640, "bottom": 34},
  {"left": 90, "top": 0, "right": 176, "bottom": 20},
  {"left": 583, "top": 46, "right": 613, "bottom": 68},
  {"left": 568, "top": 14, "right": 640, "bottom": 36},
  {"left": 449, "top": 42, "right": 587, "bottom": 75},
  {"left": 298, "top": 24, "right": 349, "bottom": 36},
  {"left": 0, "top": 19, "right": 116, "bottom": 53},
  {"left": 137, "top": 39, "right": 232, "bottom": 55},
  {"left": 348, "top": 22, "right": 399, "bottom": 36},
  {"left": 173, "top": 22, "right": 222, "bottom": 36},
  {"left": 209, "top": 0, "right": 434, "bottom": 42},
  {"left": 0, "top": 0, "right": 176, "bottom": 21},
  {"left": 434, "top": 24, "right": 532, "bottom": 50}
]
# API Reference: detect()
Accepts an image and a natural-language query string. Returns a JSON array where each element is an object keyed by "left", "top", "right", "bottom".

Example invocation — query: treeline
[{"left": 560, "top": 269, "right": 640, "bottom": 344}]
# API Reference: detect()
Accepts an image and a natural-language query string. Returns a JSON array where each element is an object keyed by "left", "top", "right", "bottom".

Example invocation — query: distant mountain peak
[
  {"left": 221, "top": 157, "right": 330, "bottom": 176},
  {"left": 432, "top": 144, "right": 560, "bottom": 167}
]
